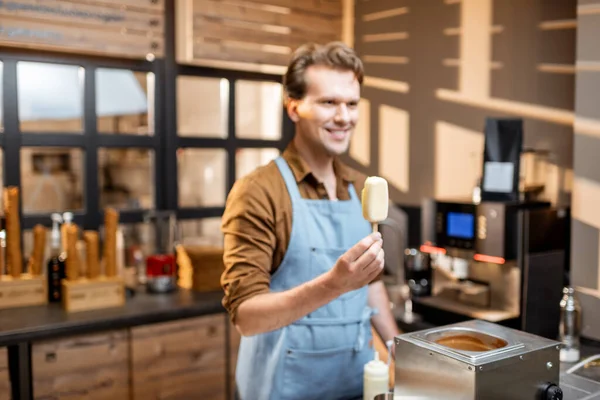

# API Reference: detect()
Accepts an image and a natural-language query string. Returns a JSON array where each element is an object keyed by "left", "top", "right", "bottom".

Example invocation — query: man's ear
[{"left": 286, "top": 99, "right": 300, "bottom": 123}]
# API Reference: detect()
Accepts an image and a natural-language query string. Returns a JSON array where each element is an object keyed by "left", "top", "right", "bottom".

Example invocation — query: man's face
[{"left": 287, "top": 65, "right": 360, "bottom": 157}]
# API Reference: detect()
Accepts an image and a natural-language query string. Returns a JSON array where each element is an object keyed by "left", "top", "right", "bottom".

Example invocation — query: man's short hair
[{"left": 282, "top": 41, "right": 364, "bottom": 104}]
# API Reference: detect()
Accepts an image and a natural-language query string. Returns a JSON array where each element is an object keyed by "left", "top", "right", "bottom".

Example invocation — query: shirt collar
[{"left": 282, "top": 140, "right": 357, "bottom": 184}]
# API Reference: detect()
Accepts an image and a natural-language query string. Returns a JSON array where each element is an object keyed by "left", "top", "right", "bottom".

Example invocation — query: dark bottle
[{"left": 47, "top": 213, "right": 66, "bottom": 303}]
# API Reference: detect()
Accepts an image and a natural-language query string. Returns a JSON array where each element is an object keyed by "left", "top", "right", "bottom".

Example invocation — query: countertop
[
  {"left": 0, "top": 288, "right": 225, "bottom": 346},
  {"left": 560, "top": 342, "right": 600, "bottom": 400}
]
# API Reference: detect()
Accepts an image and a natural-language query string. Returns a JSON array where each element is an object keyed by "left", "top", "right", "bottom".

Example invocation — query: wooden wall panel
[
  {"left": 32, "top": 330, "right": 130, "bottom": 400},
  {"left": 131, "top": 315, "right": 227, "bottom": 400},
  {"left": 0, "top": 0, "right": 164, "bottom": 59},
  {"left": 0, "top": 347, "right": 10, "bottom": 400},
  {"left": 178, "top": 0, "right": 342, "bottom": 69}
]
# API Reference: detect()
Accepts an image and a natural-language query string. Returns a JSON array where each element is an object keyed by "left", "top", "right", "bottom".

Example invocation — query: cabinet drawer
[
  {"left": 131, "top": 314, "right": 226, "bottom": 400},
  {"left": 32, "top": 330, "right": 130, "bottom": 400},
  {"left": 0, "top": 347, "right": 10, "bottom": 400}
]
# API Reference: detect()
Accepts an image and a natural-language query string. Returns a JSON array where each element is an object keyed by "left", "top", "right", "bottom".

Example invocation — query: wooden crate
[
  {"left": 32, "top": 330, "right": 130, "bottom": 400},
  {"left": 130, "top": 314, "right": 227, "bottom": 400},
  {"left": 177, "top": 245, "right": 224, "bottom": 292},
  {"left": 0, "top": 347, "right": 10, "bottom": 400}
]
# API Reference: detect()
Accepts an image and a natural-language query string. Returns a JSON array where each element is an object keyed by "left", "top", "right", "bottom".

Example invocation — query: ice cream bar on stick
[
  {"left": 28, "top": 224, "right": 47, "bottom": 276},
  {"left": 103, "top": 208, "right": 119, "bottom": 277},
  {"left": 84, "top": 231, "right": 100, "bottom": 279},
  {"left": 4, "top": 187, "right": 23, "bottom": 278},
  {"left": 361, "top": 176, "right": 389, "bottom": 234},
  {"left": 66, "top": 224, "right": 81, "bottom": 281}
]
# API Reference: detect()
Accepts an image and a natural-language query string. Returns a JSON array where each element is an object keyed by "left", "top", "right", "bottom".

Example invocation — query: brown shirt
[{"left": 220, "top": 141, "right": 379, "bottom": 322}]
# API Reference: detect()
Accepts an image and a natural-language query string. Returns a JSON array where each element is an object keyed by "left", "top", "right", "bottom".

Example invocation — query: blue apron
[{"left": 235, "top": 156, "right": 375, "bottom": 400}]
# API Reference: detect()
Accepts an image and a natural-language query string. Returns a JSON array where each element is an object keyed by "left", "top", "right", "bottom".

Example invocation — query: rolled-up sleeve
[{"left": 220, "top": 176, "right": 277, "bottom": 323}]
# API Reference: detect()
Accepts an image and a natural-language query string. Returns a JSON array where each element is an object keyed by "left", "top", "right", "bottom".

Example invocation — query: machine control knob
[{"left": 541, "top": 383, "right": 563, "bottom": 400}]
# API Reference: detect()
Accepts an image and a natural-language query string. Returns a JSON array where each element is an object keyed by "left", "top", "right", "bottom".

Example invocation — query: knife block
[
  {"left": 61, "top": 276, "right": 125, "bottom": 313},
  {"left": 0, "top": 274, "right": 47, "bottom": 309}
]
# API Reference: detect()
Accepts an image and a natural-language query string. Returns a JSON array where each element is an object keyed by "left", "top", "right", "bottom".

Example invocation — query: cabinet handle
[{"left": 45, "top": 352, "right": 57, "bottom": 363}]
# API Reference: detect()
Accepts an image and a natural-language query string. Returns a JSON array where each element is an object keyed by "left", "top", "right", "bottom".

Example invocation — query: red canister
[{"left": 146, "top": 254, "right": 176, "bottom": 277}]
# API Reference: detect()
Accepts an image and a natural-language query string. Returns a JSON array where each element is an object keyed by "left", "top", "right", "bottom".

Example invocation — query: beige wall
[
  {"left": 571, "top": 0, "right": 600, "bottom": 341},
  {"left": 347, "top": 0, "right": 575, "bottom": 207}
]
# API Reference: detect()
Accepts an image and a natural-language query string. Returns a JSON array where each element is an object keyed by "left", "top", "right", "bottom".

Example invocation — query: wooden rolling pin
[
  {"left": 84, "top": 231, "right": 100, "bottom": 279},
  {"left": 27, "top": 225, "right": 47, "bottom": 276},
  {"left": 103, "top": 208, "right": 119, "bottom": 277},
  {"left": 66, "top": 224, "right": 81, "bottom": 281},
  {"left": 4, "top": 187, "right": 22, "bottom": 278}
]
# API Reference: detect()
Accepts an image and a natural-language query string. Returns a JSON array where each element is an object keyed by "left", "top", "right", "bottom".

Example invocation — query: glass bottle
[
  {"left": 47, "top": 213, "right": 66, "bottom": 303},
  {"left": 559, "top": 286, "right": 582, "bottom": 362}
]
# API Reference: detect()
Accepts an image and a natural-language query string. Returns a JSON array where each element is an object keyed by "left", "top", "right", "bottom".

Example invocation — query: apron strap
[{"left": 274, "top": 156, "right": 302, "bottom": 202}]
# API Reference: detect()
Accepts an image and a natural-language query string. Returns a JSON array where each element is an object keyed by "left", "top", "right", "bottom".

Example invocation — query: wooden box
[
  {"left": 130, "top": 315, "right": 227, "bottom": 400},
  {"left": 61, "top": 277, "right": 125, "bottom": 313},
  {"left": 177, "top": 245, "right": 224, "bottom": 292},
  {"left": 0, "top": 274, "right": 47, "bottom": 310},
  {"left": 32, "top": 330, "right": 130, "bottom": 400}
]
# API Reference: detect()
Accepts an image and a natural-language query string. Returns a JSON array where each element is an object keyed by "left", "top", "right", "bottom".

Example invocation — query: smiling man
[{"left": 221, "top": 42, "right": 400, "bottom": 400}]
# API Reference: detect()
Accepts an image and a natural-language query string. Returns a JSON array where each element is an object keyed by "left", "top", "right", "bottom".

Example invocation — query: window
[
  {"left": 177, "top": 76, "right": 229, "bottom": 138},
  {"left": 177, "top": 148, "right": 227, "bottom": 208},
  {"left": 17, "top": 62, "right": 84, "bottom": 133},
  {"left": 236, "top": 148, "right": 279, "bottom": 180},
  {"left": 96, "top": 69, "right": 155, "bottom": 135},
  {"left": 235, "top": 80, "right": 282, "bottom": 140},
  {"left": 98, "top": 148, "right": 155, "bottom": 210},
  {"left": 20, "top": 147, "right": 84, "bottom": 214}
]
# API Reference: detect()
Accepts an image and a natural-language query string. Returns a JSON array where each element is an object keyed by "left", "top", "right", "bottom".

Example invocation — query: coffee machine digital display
[{"left": 446, "top": 212, "right": 475, "bottom": 239}]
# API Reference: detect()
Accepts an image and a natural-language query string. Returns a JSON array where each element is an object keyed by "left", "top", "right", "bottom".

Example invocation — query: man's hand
[
  {"left": 325, "top": 232, "right": 384, "bottom": 295},
  {"left": 233, "top": 232, "right": 384, "bottom": 336}
]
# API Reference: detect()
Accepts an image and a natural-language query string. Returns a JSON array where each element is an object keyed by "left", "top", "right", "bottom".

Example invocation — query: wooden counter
[
  {"left": 0, "top": 288, "right": 236, "bottom": 400},
  {"left": 0, "top": 289, "right": 224, "bottom": 347}
]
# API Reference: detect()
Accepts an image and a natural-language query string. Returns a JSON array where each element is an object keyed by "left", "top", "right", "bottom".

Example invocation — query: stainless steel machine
[{"left": 394, "top": 319, "right": 563, "bottom": 399}]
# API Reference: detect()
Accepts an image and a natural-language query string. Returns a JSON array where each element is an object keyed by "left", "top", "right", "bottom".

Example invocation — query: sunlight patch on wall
[
  {"left": 379, "top": 105, "right": 409, "bottom": 193},
  {"left": 434, "top": 121, "right": 484, "bottom": 200},
  {"left": 349, "top": 98, "right": 370, "bottom": 167}
]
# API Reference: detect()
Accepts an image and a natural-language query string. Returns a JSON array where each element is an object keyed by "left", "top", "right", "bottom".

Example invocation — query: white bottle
[{"left": 364, "top": 351, "right": 389, "bottom": 400}]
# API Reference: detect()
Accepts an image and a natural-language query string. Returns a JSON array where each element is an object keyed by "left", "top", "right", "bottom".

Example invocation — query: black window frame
[{"left": 0, "top": 0, "right": 294, "bottom": 240}]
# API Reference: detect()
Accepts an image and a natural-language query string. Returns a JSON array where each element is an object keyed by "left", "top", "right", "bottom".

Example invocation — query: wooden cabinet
[
  {"left": 0, "top": 347, "right": 10, "bottom": 400},
  {"left": 28, "top": 314, "right": 229, "bottom": 399},
  {"left": 32, "top": 330, "right": 130, "bottom": 400},
  {"left": 130, "top": 315, "right": 227, "bottom": 400}
]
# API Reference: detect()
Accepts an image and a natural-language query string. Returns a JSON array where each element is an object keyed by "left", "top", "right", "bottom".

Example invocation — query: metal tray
[{"left": 402, "top": 319, "right": 558, "bottom": 366}]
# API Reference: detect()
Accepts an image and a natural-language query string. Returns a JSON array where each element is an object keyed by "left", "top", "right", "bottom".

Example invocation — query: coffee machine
[{"left": 413, "top": 118, "right": 571, "bottom": 340}]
